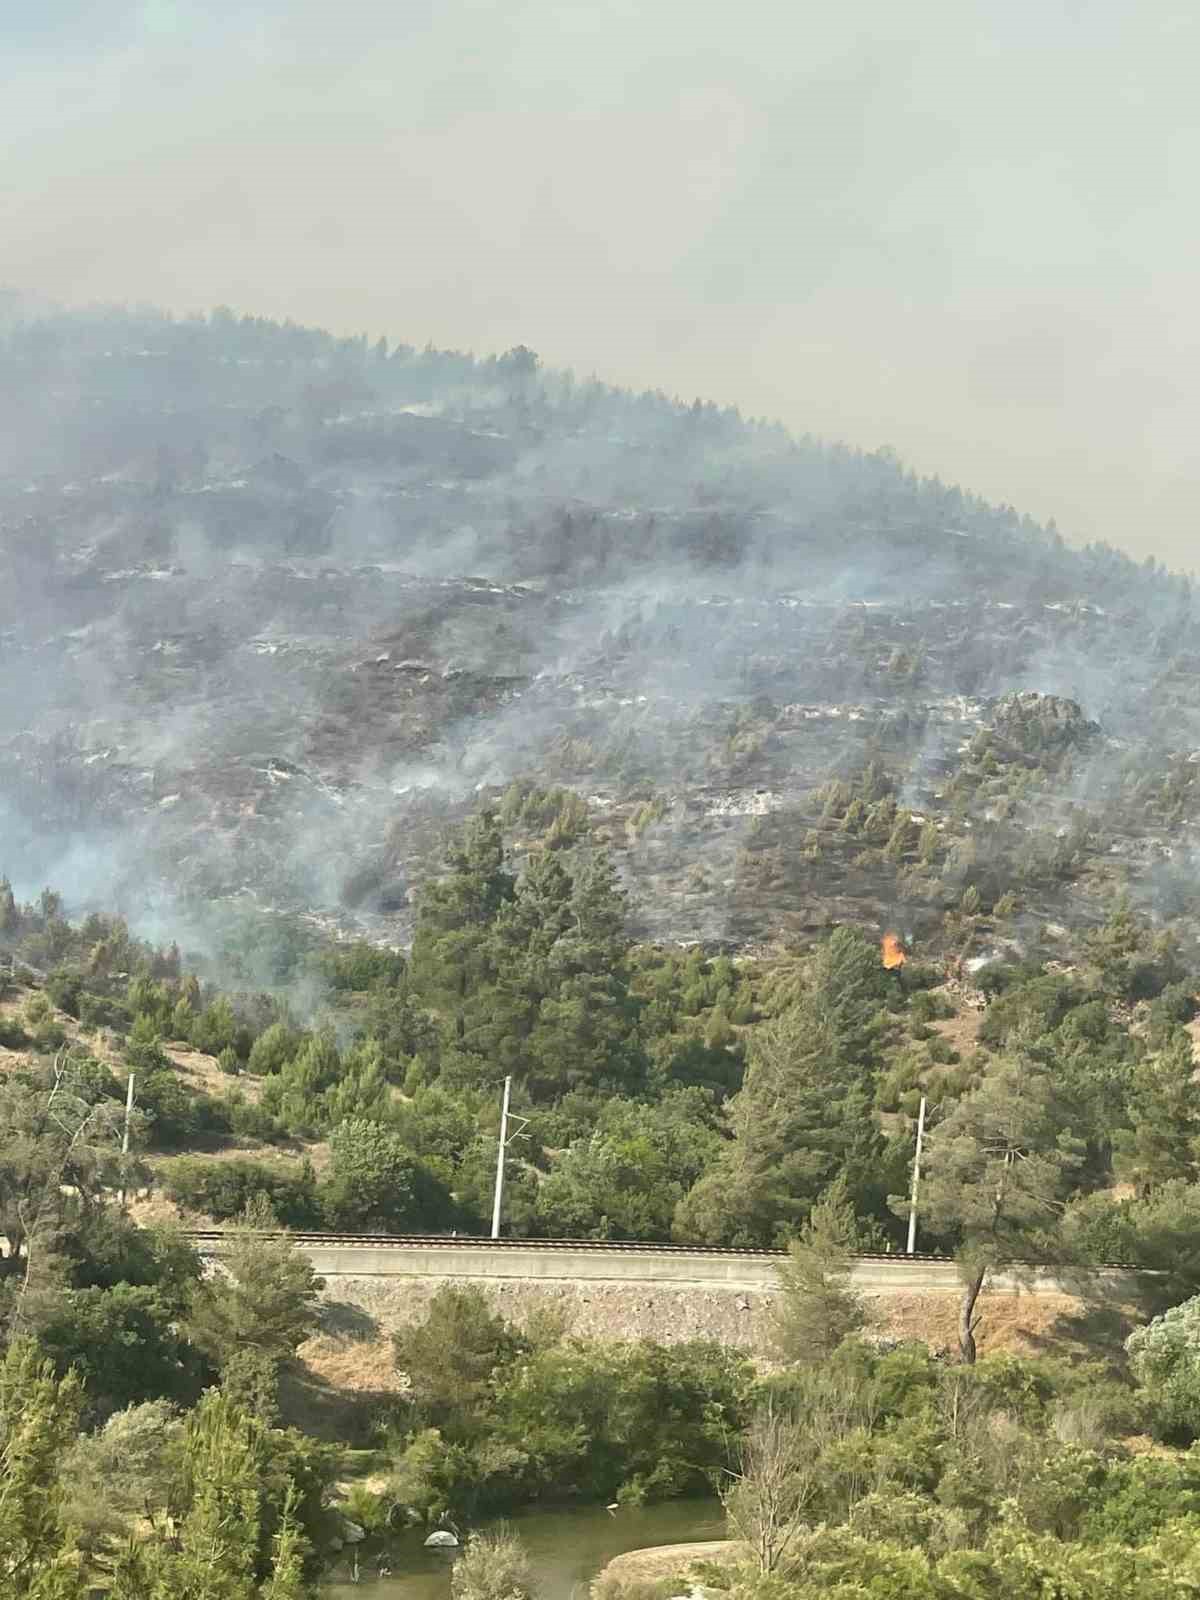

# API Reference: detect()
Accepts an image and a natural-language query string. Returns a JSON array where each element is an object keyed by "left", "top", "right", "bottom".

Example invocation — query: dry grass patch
[
  {"left": 126, "top": 1190, "right": 190, "bottom": 1228},
  {"left": 871, "top": 1289, "right": 1114, "bottom": 1358},
  {"left": 594, "top": 1542, "right": 745, "bottom": 1596},
  {"left": 164, "top": 1043, "right": 265, "bottom": 1103},
  {"left": 930, "top": 999, "right": 984, "bottom": 1057},
  {"left": 298, "top": 1332, "right": 407, "bottom": 1395}
]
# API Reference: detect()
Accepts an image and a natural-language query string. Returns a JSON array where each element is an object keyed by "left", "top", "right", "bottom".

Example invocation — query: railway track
[
  {"left": 183, "top": 1231, "right": 1145, "bottom": 1296},
  {"left": 183, "top": 1231, "right": 1122, "bottom": 1270},
  {"left": 184, "top": 1229, "right": 805, "bottom": 1256}
]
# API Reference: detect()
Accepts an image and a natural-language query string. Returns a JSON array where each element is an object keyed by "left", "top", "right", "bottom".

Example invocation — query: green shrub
[
  {"left": 217, "top": 1092, "right": 285, "bottom": 1143},
  {"left": 159, "top": 1156, "right": 321, "bottom": 1228},
  {"left": 925, "top": 1036, "right": 957, "bottom": 1065},
  {"left": 1083, "top": 1454, "right": 1200, "bottom": 1543},
  {"left": 138, "top": 1070, "right": 232, "bottom": 1148},
  {"left": 0, "top": 1014, "right": 29, "bottom": 1048},
  {"left": 45, "top": 967, "right": 84, "bottom": 1018},
  {"left": 339, "top": 1482, "right": 392, "bottom": 1537},
  {"left": 322, "top": 1118, "right": 454, "bottom": 1232},
  {"left": 319, "top": 941, "right": 406, "bottom": 993},
  {"left": 451, "top": 1530, "right": 536, "bottom": 1600},
  {"left": 1127, "top": 1295, "right": 1200, "bottom": 1443},
  {"left": 79, "top": 992, "right": 127, "bottom": 1031},
  {"left": 910, "top": 990, "right": 954, "bottom": 1023}
]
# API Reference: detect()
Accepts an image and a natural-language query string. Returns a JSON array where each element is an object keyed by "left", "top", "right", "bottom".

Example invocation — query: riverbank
[
  {"left": 592, "top": 1539, "right": 745, "bottom": 1592},
  {"left": 324, "top": 1498, "right": 728, "bottom": 1598}
]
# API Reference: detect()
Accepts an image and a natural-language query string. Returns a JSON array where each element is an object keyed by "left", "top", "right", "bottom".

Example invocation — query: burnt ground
[{"left": 5, "top": 311, "right": 1200, "bottom": 973}]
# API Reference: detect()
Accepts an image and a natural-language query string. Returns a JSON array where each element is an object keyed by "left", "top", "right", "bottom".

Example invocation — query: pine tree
[
  {"left": 260, "top": 1490, "right": 308, "bottom": 1600},
  {"left": 186, "top": 1199, "right": 323, "bottom": 1403},
  {"left": 0, "top": 1339, "right": 86, "bottom": 1599},
  {"left": 321, "top": 1039, "right": 391, "bottom": 1124},
  {"left": 524, "top": 851, "right": 644, "bottom": 1098},
  {"left": 908, "top": 1056, "right": 1083, "bottom": 1362},
  {"left": 918, "top": 820, "right": 940, "bottom": 865},
  {"left": 1117, "top": 1029, "right": 1200, "bottom": 1193},
  {"left": 674, "top": 929, "right": 891, "bottom": 1246},
  {"left": 675, "top": 996, "right": 883, "bottom": 1246},
  {"left": 267, "top": 1030, "right": 340, "bottom": 1132},
  {"left": 0, "top": 875, "right": 18, "bottom": 933},
  {"left": 410, "top": 813, "right": 515, "bottom": 1067},
  {"left": 769, "top": 1178, "right": 868, "bottom": 1363}
]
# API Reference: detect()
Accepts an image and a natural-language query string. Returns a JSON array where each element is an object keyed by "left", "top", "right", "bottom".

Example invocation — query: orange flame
[{"left": 881, "top": 931, "right": 907, "bottom": 970}]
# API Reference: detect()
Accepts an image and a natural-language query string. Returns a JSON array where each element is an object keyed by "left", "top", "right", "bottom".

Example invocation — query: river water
[{"left": 325, "top": 1498, "right": 726, "bottom": 1600}]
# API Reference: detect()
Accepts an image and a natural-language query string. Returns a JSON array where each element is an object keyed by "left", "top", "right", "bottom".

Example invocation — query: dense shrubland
[
  {"left": 3, "top": 789, "right": 1200, "bottom": 1287},
  {"left": 14, "top": 307, "right": 1200, "bottom": 1592},
  {"left": 7, "top": 791, "right": 1200, "bottom": 1588}
]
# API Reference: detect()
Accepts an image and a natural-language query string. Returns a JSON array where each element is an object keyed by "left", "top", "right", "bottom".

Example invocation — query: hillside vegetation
[
  {"left": 11, "top": 308, "right": 1200, "bottom": 1593},
  {"left": 3, "top": 306, "right": 1199, "bottom": 970}
]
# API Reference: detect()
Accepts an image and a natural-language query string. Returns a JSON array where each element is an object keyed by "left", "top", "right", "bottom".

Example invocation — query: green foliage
[
  {"left": 500, "top": 780, "right": 590, "bottom": 849},
  {"left": 533, "top": 1091, "right": 722, "bottom": 1240},
  {"left": 899, "top": 1056, "right": 1084, "bottom": 1360},
  {"left": 106, "top": 1390, "right": 333, "bottom": 1596},
  {"left": 1108, "top": 1181, "right": 1200, "bottom": 1305},
  {"left": 317, "top": 940, "right": 406, "bottom": 992},
  {"left": 770, "top": 1180, "right": 868, "bottom": 1364},
  {"left": 411, "top": 816, "right": 645, "bottom": 1101},
  {"left": 186, "top": 1206, "right": 325, "bottom": 1386},
  {"left": 389, "top": 1289, "right": 751, "bottom": 1516},
  {"left": 44, "top": 967, "right": 84, "bottom": 1019},
  {"left": 976, "top": 972, "right": 1083, "bottom": 1048},
  {"left": 40, "top": 1281, "right": 208, "bottom": 1419},
  {"left": 0, "top": 1011, "right": 29, "bottom": 1049},
  {"left": 137, "top": 1061, "right": 233, "bottom": 1149},
  {"left": 248, "top": 1021, "right": 304, "bottom": 1077},
  {"left": 62, "top": 1398, "right": 179, "bottom": 1552},
  {"left": 0, "top": 1338, "right": 86, "bottom": 1598},
  {"left": 322, "top": 1118, "right": 454, "bottom": 1230},
  {"left": 1084, "top": 898, "right": 1184, "bottom": 1003},
  {"left": 1080, "top": 1453, "right": 1200, "bottom": 1544},
  {"left": 190, "top": 995, "right": 243, "bottom": 1058},
  {"left": 450, "top": 1529, "right": 536, "bottom": 1600},
  {"left": 260, "top": 1029, "right": 342, "bottom": 1135},
  {"left": 676, "top": 930, "right": 891, "bottom": 1246},
  {"left": 0, "top": 1055, "right": 132, "bottom": 1325},
  {"left": 321, "top": 1037, "right": 393, "bottom": 1124},
  {"left": 159, "top": 1155, "right": 322, "bottom": 1227},
  {"left": 393, "top": 1285, "right": 527, "bottom": 1434},
  {"left": 1127, "top": 1295, "right": 1200, "bottom": 1443},
  {"left": 1116, "top": 1029, "right": 1200, "bottom": 1192}
]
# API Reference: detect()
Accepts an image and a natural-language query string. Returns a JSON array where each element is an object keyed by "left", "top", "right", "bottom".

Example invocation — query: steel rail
[
  {"left": 182, "top": 1231, "right": 1143, "bottom": 1271},
  {"left": 184, "top": 1229, "right": 914, "bottom": 1258}
]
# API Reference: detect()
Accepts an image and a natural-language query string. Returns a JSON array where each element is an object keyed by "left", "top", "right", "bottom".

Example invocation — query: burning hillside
[{"left": 3, "top": 308, "right": 1200, "bottom": 973}]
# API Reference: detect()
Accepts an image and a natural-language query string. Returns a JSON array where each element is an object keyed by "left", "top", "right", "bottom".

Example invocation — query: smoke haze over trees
[
  {"left": 10, "top": 307, "right": 1200, "bottom": 1590},
  {"left": 2, "top": 301, "right": 1199, "bottom": 986}
]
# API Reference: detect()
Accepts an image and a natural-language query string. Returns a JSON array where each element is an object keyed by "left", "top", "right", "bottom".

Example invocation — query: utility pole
[
  {"left": 906, "top": 1095, "right": 927, "bottom": 1255},
  {"left": 490, "top": 1076, "right": 529, "bottom": 1239},
  {"left": 119, "top": 1072, "right": 135, "bottom": 1208},
  {"left": 491, "top": 1077, "right": 511, "bottom": 1239}
]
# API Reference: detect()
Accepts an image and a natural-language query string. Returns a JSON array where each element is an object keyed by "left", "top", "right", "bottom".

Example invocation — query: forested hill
[
  {"left": 15, "top": 312, "right": 1200, "bottom": 1595},
  {"left": 3, "top": 304, "right": 1200, "bottom": 974}
]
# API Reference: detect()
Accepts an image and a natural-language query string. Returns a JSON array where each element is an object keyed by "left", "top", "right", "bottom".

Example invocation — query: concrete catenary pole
[
  {"left": 119, "top": 1072, "right": 135, "bottom": 1207},
  {"left": 906, "top": 1095, "right": 927, "bottom": 1256},
  {"left": 490, "top": 1075, "right": 512, "bottom": 1239}
]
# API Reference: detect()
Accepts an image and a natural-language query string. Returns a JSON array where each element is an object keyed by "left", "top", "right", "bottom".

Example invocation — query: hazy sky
[{"left": 4, "top": 0, "right": 1198, "bottom": 563}]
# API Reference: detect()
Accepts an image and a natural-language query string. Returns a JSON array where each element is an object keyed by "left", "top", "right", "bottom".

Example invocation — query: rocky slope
[{"left": 3, "top": 306, "right": 1198, "bottom": 972}]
